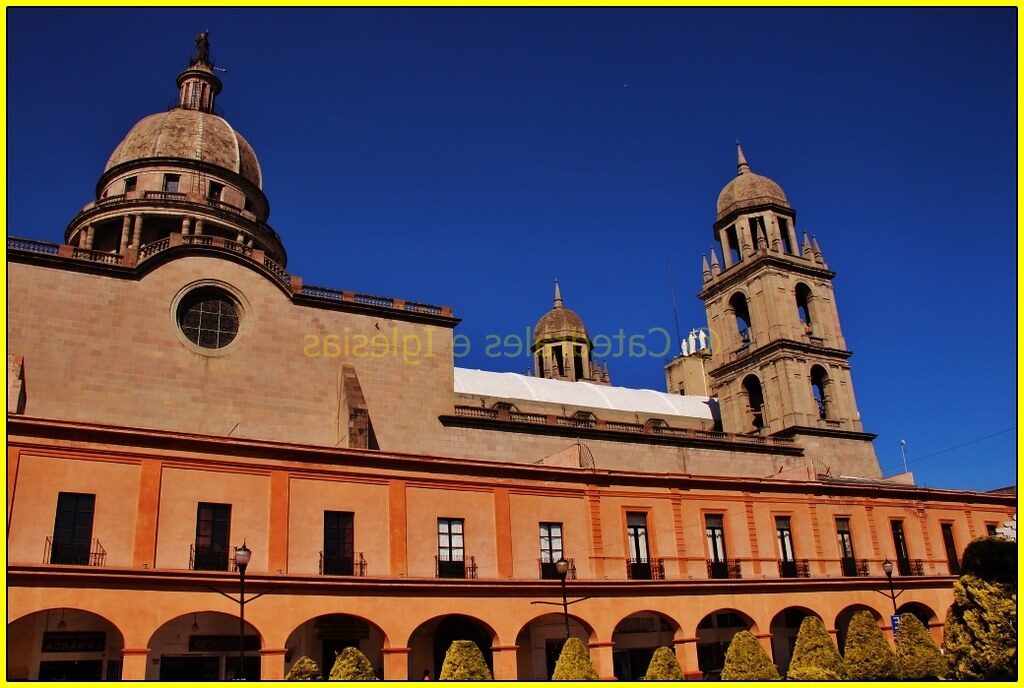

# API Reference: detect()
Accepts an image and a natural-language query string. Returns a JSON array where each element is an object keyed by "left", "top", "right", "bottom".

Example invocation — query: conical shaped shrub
[
  {"left": 286, "top": 656, "right": 322, "bottom": 680},
  {"left": 721, "top": 631, "right": 780, "bottom": 680},
  {"left": 551, "top": 637, "right": 598, "bottom": 680},
  {"left": 439, "top": 639, "right": 492, "bottom": 680},
  {"left": 944, "top": 570, "right": 1017, "bottom": 679},
  {"left": 896, "top": 613, "right": 947, "bottom": 679},
  {"left": 329, "top": 646, "right": 377, "bottom": 680},
  {"left": 842, "top": 610, "right": 898, "bottom": 679},
  {"left": 643, "top": 646, "right": 685, "bottom": 680},
  {"left": 786, "top": 615, "right": 844, "bottom": 680}
]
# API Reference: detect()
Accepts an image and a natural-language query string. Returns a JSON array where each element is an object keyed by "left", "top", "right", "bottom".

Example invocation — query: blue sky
[{"left": 7, "top": 8, "right": 1016, "bottom": 491}]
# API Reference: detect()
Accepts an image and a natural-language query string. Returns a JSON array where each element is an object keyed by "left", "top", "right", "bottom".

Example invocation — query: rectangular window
[
  {"left": 573, "top": 346, "right": 585, "bottom": 380},
  {"left": 553, "top": 347, "right": 565, "bottom": 376},
  {"left": 539, "top": 522, "right": 564, "bottom": 579},
  {"left": 626, "top": 512, "right": 653, "bottom": 579},
  {"left": 705, "top": 514, "right": 731, "bottom": 579},
  {"left": 323, "top": 511, "right": 354, "bottom": 575},
  {"left": 986, "top": 523, "right": 999, "bottom": 537},
  {"left": 123, "top": 176, "right": 137, "bottom": 193},
  {"left": 194, "top": 502, "right": 231, "bottom": 571},
  {"left": 891, "top": 520, "right": 910, "bottom": 574},
  {"left": 941, "top": 523, "right": 960, "bottom": 575},
  {"left": 244, "top": 198, "right": 254, "bottom": 212},
  {"left": 164, "top": 174, "right": 180, "bottom": 193},
  {"left": 777, "top": 516, "right": 800, "bottom": 578},
  {"left": 836, "top": 518, "right": 858, "bottom": 576},
  {"left": 208, "top": 181, "right": 224, "bottom": 200},
  {"left": 437, "top": 518, "right": 465, "bottom": 578},
  {"left": 51, "top": 492, "right": 96, "bottom": 565}
]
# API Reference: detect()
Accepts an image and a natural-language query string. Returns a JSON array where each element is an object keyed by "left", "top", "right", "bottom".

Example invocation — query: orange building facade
[{"left": 6, "top": 39, "right": 1015, "bottom": 681}]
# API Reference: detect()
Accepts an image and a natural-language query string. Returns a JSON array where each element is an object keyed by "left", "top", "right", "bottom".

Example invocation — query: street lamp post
[
  {"left": 881, "top": 559, "right": 899, "bottom": 615},
  {"left": 530, "top": 558, "right": 591, "bottom": 645},
  {"left": 200, "top": 544, "right": 278, "bottom": 681},
  {"left": 235, "top": 542, "right": 251, "bottom": 680},
  {"left": 555, "top": 558, "right": 571, "bottom": 639}
]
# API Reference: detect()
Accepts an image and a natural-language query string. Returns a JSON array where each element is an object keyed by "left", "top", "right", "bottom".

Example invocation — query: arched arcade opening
[
  {"left": 611, "top": 611, "right": 681, "bottom": 680},
  {"left": 146, "top": 611, "right": 262, "bottom": 680},
  {"left": 695, "top": 609, "right": 756, "bottom": 679},
  {"left": 7, "top": 608, "right": 125, "bottom": 681},
  {"left": 514, "top": 612, "right": 595, "bottom": 680},
  {"left": 407, "top": 614, "right": 495, "bottom": 680},
  {"left": 769, "top": 606, "right": 822, "bottom": 676},
  {"left": 284, "top": 613, "right": 387, "bottom": 679}
]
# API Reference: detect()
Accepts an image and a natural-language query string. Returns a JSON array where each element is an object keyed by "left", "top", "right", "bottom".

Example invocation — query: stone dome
[
  {"left": 105, "top": 108, "right": 263, "bottom": 188},
  {"left": 534, "top": 282, "right": 589, "bottom": 345},
  {"left": 716, "top": 144, "right": 790, "bottom": 221}
]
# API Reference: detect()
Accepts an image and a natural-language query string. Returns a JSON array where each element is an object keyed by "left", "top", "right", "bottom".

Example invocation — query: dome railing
[
  {"left": 70, "top": 192, "right": 284, "bottom": 258},
  {"left": 8, "top": 234, "right": 454, "bottom": 320}
]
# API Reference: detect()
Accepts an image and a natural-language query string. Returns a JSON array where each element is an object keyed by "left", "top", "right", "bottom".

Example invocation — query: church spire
[
  {"left": 736, "top": 140, "right": 751, "bottom": 175},
  {"left": 553, "top": 279, "right": 564, "bottom": 308}
]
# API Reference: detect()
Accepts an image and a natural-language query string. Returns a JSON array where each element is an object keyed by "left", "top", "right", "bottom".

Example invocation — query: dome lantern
[{"left": 531, "top": 281, "right": 610, "bottom": 385}]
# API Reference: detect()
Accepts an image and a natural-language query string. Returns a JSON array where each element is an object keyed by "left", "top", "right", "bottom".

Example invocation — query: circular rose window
[{"left": 176, "top": 286, "right": 240, "bottom": 350}]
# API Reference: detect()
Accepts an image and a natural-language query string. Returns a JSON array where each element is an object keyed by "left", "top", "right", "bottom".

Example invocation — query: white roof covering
[{"left": 454, "top": 368, "right": 718, "bottom": 420}]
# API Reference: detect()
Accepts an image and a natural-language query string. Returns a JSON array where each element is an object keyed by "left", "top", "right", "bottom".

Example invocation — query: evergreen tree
[
  {"left": 286, "top": 656, "right": 322, "bottom": 680},
  {"left": 721, "top": 631, "right": 780, "bottom": 680},
  {"left": 841, "top": 610, "right": 898, "bottom": 679},
  {"left": 329, "top": 647, "right": 377, "bottom": 680},
  {"left": 943, "top": 536, "right": 1017, "bottom": 680},
  {"left": 895, "top": 613, "right": 947, "bottom": 680},
  {"left": 643, "top": 646, "right": 685, "bottom": 680},
  {"left": 785, "top": 615, "right": 844, "bottom": 680},
  {"left": 438, "top": 639, "right": 492, "bottom": 680},
  {"left": 551, "top": 637, "right": 599, "bottom": 680}
]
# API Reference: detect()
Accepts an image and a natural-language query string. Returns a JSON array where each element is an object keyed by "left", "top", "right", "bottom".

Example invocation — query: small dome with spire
[
  {"left": 716, "top": 143, "right": 790, "bottom": 222},
  {"left": 533, "top": 281, "right": 589, "bottom": 348}
]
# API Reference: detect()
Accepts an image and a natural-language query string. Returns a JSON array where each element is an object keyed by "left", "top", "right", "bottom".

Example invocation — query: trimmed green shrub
[
  {"left": 841, "top": 610, "right": 898, "bottom": 679},
  {"left": 721, "top": 631, "right": 780, "bottom": 680},
  {"left": 438, "top": 639, "right": 492, "bottom": 681},
  {"left": 944, "top": 574, "right": 1017, "bottom": 680},
  {"left": 643, "top": 646, "right": 685, "bottom": 680},
  {"left": 786, "top": 665, "right": 842, "bottom": 680},
  {"left": 329, "top": 646, "right": 377, "bottom": 680},
  {"left": 786, "top": 615, "right": 844, "bottom": 680},
  {"left": 551, "top": 637, "right": 599, "bottom": 680},
  {"left": 895, "top": 613, "right": 947, "bottom": 679},
  {"left": 959, "top": 535, "right": 1016, "bottom": 585},
  {"left": 286, "top": 656, "right": 322, "bottom": 680}
]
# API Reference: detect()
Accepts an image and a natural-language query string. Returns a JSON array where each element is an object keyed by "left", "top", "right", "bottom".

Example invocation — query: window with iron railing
[
  {"left": 778, "top": 559, "right": 810, "bottom": 578},
  {"left": 435, "top": 554, "right": 477, "bottom": 579},
  {"left": 707, "top": 559, "right": 742, "bottom": 579},
  {"left": 437, "top": 518, "right": 471, "bottom": 578},
  {"left": 841, "top": 557, "right": 870, "bottom": 577},
  {"left": 51, "top": 492, "right": 97, "bottom": 566},
  {"left": 45, "top": 536, "right": 106, "bottom": 566},
  {"left": 193, "top": 502, "right": 231, "bottom": 571},
  {"left": 626, "top": 557, "right": 664, "bottom": 580},
  {"left": 320, "top": 551, "right": 366, "bottom": 576},
  {"left": 539, "top": 557, "right": 576, "bottom": 580}
]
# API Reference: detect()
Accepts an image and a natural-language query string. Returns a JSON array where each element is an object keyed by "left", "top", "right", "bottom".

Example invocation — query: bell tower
[{"left": 699, "top": 144, "right": 880, "bottom": 477}]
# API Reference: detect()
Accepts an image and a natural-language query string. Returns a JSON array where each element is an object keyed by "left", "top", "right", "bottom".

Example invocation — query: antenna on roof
[
  {"left": 667, "top": 261, "right": 682, "bottom": 355},
  {"left": 899, "top": 439, "right": 908, "bottom": 474}
]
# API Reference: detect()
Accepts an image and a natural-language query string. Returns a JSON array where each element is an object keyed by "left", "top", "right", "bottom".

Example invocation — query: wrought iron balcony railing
[
  {"left": 539, "top": 558, "right": 577, "bottom": 580},
  {"left": 841, "top": 557, "right": 870, "bottom": 577},
  {"left": 319, "top": 551, "right": 367, "bottom": 576},
  {"left": 897, "top": 558, "right": 925, "bottom": 576},
  {"left": 45, "top": 537, "right": 106, "bottom": 566},
  {"left": 626, "top": 557, "right": 665, "bottom": 580},
  {"left": 707, "top": 559, "right": 742, "bottom": 579},
  {"left": 778, "top": 559, "right": 811, "bottom": 579},
  {"left": 435, "top": 554, "right": 477, "bottom": 579},
  {"left": 190, "top": 544, "right": 235, "bottom": 572}
]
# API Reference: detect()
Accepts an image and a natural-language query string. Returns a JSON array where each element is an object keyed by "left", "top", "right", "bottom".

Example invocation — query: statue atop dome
[{"left": 194, "top": 31, "right": 211, "bottom": 65}]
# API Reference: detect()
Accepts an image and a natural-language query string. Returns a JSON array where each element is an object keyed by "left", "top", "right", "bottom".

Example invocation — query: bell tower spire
[{"left": 736, "top": 140, "right": 751, "bottom": 175}]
